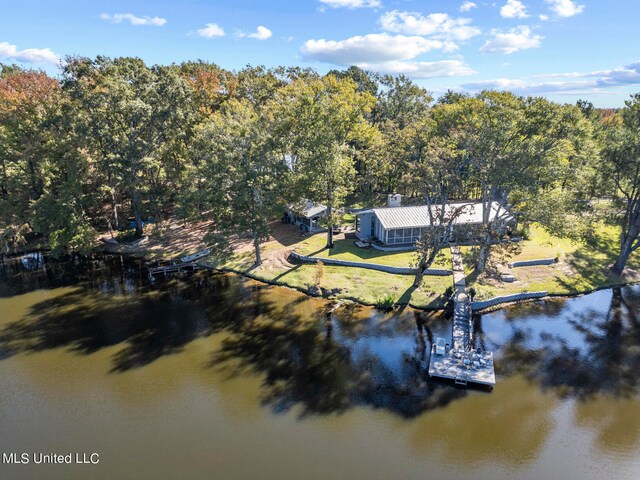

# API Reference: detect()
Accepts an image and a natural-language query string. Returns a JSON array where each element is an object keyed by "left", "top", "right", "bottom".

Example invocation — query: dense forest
[{"left": 1, "top": 58, "right": 640, "bottom": 275}]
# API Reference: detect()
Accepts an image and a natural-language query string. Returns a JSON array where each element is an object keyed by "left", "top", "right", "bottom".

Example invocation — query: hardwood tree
[
  {"left": 62, "top": 56, "right": 192, "bottom": 236},
  {"left": 438, "top": 91, "right": 582, "bottom": 273},
  {"left": 191, "top": 98, "right": 288, "bottom": 265},
  {"left": 0, "top": 67, "right": 60, "bottom": 233},
  {"left": 604, "top": 94, "right": 640, "bottom": 274},
  {"left": 408, "top": 123, "right": 466, "bottom": 287},
  {"left": 276, "top": 75, "right": 375, "bottom": 248}
]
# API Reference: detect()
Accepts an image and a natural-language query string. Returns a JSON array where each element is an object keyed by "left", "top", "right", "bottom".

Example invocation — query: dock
[
  {"left": 428, "top": 246, "right": 496, "bottom": 388},
  {"left": 148, "top": 261, "right": 199, "bottom": 279}
]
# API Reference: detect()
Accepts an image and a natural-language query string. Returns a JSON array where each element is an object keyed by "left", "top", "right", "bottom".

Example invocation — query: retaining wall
[
  {"left": 471, "top": 291, "right": 547, "bottom": 310},
  {"left": 509, "top": 258, "right": 556, "bottom": 268},
  {"left": 422, "top": 268, "right": 452, "bottom": 276},
  {"left": 289, "top": 251, "right": 451, "bottom": 276}
]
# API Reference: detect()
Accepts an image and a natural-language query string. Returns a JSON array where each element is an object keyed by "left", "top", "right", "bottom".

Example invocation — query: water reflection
[
  {"left": 0, "top": 255, "right": 466, "bottom": 417},
  {"left": 2, "top": 255, "right": 640, "bottom": 478},
  {"left": 212, "top": 303, "right": 467, "bottom": 418},
  {"left": 479, "top": 286, "right": 640, "bottom": 398}
]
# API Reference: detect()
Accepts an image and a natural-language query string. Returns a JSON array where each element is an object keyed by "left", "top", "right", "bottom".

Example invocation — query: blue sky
[{"left": 1, "top": 0, "right": 639, "bottom": 106}]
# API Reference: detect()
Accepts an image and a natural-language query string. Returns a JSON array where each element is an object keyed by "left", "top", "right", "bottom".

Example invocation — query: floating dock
[
  {"left": 428, "top": 246, "right": 496, "bottom": 388},
  {"left": 428, "top": 345, "right": 496, "bottom": 387}
]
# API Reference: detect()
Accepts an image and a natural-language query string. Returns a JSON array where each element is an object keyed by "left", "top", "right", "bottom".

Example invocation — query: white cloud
[
  {"left": 544, "top": 0, "right": 585, "bottom": 18},
  {"left": 462, "top": 78, "right": 604, "bottom": 96},
  {"left": 358, "top": 60, "right": 476, "bottom": 78},
  {"left": 539, "top": 14, "right": 550, "bottom": 21},
  {"left": 301, "top": 32, "right": 475, "bottom": 79},
  {"left": 460, "top": 2, "right": 477, "bottom": 13},
  {"left": 238, "top": 26, "right": 272, "bottom": 40},
  {"left": 301, "top": 33, "right": 452, "bottom": 64},
  {"left": 379, "top": 10, "right": 481, "bottom": 41},
  {"left": 480, "top": 26, "right": 543, "bottom": 54},
  {"left": 196, "top": 23, "right": 225, "bottom": 38},
  {"left": 500, "top": 0, "right": 529, "bottom": 19},
  {"left": 0, "top": 41, "right": 60, "bottom": 65},
  {"left": 319, "top": 0, "right": 381, "bottom": 8},
  {"left": 462, "top": 61, "right": 640, "bottom": 95},
  {"left": 100, "top": 13, "right": 166, "bottom": 27}
]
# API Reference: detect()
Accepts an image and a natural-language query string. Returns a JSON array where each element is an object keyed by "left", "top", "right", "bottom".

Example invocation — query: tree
[
  {"left": 408, "top": 125, "right": 466, "bottom": 286},
  {"left": 191, "top": 98, "right": 288, "bottom": 265},
  {"left": 0, "top": 67, "right": 60, "bottom": 230},
  {"left": 276, "top": 75, "right": 375, "bottom": 248},
  {"left": 327, "top": 66, "right": 379, "bottom": 97},
  {"left": 369, "top": 75, "right": 433, "bottom": 195},
  {"left": 603, "top": 94, "right": 640, "bottom": 275},
  {"left": 438, "top": 91, "right": 581, "bottom": 272},
  {"left": 63, "top": 56, "right": 191, "bottom": 236}
]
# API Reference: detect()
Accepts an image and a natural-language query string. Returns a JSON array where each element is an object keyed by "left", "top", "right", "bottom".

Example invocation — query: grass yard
[
  {"left": 296, "top": 233, "right": 451, "bottom": 269},
  {"left": 205, "top": 227, "right": 451, "bottom": 309},
  {"left": 465, "top": 223, "right": 640, "bottom": 301},
  {"left": 130, "top": 218, "right": 640, "bottom": 310}
]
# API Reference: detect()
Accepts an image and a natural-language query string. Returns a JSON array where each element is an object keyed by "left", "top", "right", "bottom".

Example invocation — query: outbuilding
[{"left": 284, "top": 201, "right": 328, "bottom": 233}]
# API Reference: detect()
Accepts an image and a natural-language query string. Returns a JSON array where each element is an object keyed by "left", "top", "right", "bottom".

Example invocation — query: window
[{"left": 384, "top": 227, "right": 423, "bottom": 244}]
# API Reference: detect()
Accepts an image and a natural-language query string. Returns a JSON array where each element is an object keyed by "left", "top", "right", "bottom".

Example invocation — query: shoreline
[
  {"left": 8, "top": 233, "right": 639, "bottom": 314},
  {"left": 200, "top": 260, "right": 640, "bottom": 314}
]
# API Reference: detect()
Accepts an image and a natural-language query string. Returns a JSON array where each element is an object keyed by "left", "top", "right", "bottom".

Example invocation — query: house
[
  {"left": 284, "top": 201, "right": 328, "bottom": 233},
  {"left": 355, "top": 196, "right": 514, "bottom": 246}
]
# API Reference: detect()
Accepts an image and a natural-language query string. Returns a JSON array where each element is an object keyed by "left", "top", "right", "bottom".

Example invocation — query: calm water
[{"left": 1, "top": 255, "right": 639, "bottom": 480}]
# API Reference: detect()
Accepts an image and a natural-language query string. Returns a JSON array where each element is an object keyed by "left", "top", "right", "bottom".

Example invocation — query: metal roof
[
  {"left": 289, "top": 201, "right": 327, "bottom": 218},
  {"left": 371, "top": 201, "right": 512, "bottom": 230}
]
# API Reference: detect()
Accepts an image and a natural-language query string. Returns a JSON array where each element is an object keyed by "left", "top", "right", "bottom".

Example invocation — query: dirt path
[{"left": 99, "top": 219, "right": 326, "bottom": 267}]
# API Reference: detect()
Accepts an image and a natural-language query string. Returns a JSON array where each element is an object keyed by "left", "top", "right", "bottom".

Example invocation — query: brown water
[{"left": 1, "top": 255, "right": 639, "bottom": 480}]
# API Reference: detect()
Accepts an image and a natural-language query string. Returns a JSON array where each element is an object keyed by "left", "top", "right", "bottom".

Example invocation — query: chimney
[{"left": 387, "top": 194, "right": 402, "bottom": 208}]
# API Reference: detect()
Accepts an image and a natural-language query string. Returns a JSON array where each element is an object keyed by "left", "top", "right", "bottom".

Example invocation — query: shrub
[
  {"left": 375, "top": 293, "right": 395, "bottom": 311},
  {"left": 116, "top": 229, "right": 138, "bottom": 243},
  {"left": 444, "top": 285, "right": 454, "bottom": 298}
]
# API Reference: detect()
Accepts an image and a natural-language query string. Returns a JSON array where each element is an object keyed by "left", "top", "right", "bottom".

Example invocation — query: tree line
[{"left": 1, "top": 58, "right": 640, "bottom": 276}]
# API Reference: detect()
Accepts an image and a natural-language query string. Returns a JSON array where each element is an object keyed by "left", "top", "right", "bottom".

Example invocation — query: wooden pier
[
  {"left": 428, "top": 246, "right": 496, "bottom": 388},
  {"left": 148, "top": 262, "right": 199, "bottom": 279}
]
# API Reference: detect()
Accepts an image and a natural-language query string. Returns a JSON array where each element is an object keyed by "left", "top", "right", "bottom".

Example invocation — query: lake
[{"left": 1, "top": 255, "right": 639, "bottom": 479}]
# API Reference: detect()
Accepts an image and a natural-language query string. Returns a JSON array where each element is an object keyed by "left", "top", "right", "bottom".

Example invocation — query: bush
[
  {"left": 374, "top": 293, "right": 395, "bottom": 311},
  {"left": 116, "top": 229, "right": 138, "bottom": 243},
  {"left": 468, "top": 287, "right": 476, "bottom": 300},
  {"left": 519, "top": 225, "right": 531, "bottom": 240},
  {"left": 444, "top": 285, "right": 454, "bottom": 298}
]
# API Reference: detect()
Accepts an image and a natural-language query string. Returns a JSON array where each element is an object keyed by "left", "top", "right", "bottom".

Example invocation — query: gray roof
[
  {"left": 289, "top": 201, "right": 327, "bottom": 218},
  {"left": 371, "top": 201, "right": 512, "bottom": 230}
]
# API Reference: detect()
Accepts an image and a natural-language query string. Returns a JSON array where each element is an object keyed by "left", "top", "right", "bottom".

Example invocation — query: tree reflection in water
[
  {"left": 3, "top": 255, "right": 640, "bottom": 422},
  {"left": 212, "top": 304, "right": 467, "bottom": 418},
  {"left": 477, "top": 286, "right": 640, "bottom": 398},
  {"left": 0, "top": 256, "right": 466, "bottom": 417}
]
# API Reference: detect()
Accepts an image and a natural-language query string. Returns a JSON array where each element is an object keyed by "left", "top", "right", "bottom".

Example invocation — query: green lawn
[
  {"left": 296, "top": 233, "right": 450, "bottom": 269},
  {"left": 204, "top": 230, "right": 451, "bottom": 309},
  {"left": 465, "top": 223, "right": 640, "bottom": 301},
  {"left": 202, "top": 221, "right": 640, "bottom": 309}
]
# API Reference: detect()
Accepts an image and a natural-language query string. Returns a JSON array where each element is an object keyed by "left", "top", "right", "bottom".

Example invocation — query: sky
[{"left": 1, "top": 0, "right": 639, "bottom": 107}]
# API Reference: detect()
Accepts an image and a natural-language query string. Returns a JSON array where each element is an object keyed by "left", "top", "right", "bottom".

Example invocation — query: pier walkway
[{"left": 428, "top": 245, "right": 496, "bottom": 388}]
